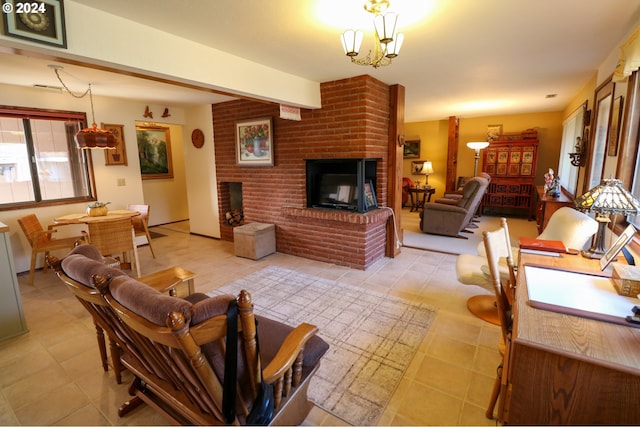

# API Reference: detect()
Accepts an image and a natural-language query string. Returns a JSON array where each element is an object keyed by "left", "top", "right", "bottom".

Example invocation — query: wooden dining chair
[
  {"left": 17, "top": 214, "right": 85, "bottom": 285},
  {"left": 483, "top": 218, "right": 515, "bottom": 421},
  {"left": 126, "top": 204, "right": 155, "bottom": 258},
  {"left": 82, "top": 217, "right": 141, "bottom": 277}
]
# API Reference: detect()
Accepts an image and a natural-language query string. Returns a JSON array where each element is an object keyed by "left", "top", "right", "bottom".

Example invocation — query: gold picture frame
[
  {"left": 102, "top": 123, "right": 127, "bottom": 166},
  {"left": 136, "top": 125, "right": 173, "bottom": 179}
]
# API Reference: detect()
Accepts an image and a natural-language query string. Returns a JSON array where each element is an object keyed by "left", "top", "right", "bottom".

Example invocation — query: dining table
[{"left": 53, "top": 209, "right": 140, "bottom": 225}]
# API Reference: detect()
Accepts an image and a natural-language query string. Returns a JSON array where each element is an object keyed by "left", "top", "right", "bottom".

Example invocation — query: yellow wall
[{"left": 405, "top": 111, "right": 564, "bottom": 198}]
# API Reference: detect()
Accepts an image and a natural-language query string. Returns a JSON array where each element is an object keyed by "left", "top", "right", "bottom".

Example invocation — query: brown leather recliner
[{"left": 419, "top": 176, "right": 489, "bottom": 237}]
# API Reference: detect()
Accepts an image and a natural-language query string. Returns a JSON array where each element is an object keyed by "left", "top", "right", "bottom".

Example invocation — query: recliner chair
[{"left": 419, "top": 176, "right": 489, "bottom": 238}]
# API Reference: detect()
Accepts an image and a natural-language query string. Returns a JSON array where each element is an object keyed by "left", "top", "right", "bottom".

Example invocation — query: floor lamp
[
  {"left": 465, "top": 141, "right": 493, "bottom": 325},
  {"left": 467, "top": 142, "right": 490, "bottom": 176}
]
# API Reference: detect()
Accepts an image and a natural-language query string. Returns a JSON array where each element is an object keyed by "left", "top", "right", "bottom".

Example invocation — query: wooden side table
[
  {"left": 139, "top": 266, "right": 196, "bottom": 297},
  {"left": 408, "top": 187, "right": 436, "bottom": 212}
]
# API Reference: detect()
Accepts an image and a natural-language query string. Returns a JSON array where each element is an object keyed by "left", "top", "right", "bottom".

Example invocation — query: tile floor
[{"left": 0, "top": 215, "right": 505, "bottom": 426}]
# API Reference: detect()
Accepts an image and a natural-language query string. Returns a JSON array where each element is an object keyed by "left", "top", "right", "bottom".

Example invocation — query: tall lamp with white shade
[{"left": 467, "top": 141, "right": 490, "bottom": 176}]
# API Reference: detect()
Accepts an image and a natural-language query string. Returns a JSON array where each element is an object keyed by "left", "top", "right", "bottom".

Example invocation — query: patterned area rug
[{"left": 208, "top": 266, "right": 436, "bottom": 426}]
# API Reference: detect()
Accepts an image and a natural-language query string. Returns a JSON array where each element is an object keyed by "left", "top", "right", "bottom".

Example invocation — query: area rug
[
  {"left": 208, "top": 266, "right": 437, "bottom": 426},
  {"left": 401, "top": 210, "right": 538, "bottom": 255}
]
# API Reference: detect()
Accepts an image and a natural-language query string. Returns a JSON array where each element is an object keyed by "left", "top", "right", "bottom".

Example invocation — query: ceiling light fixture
[
  {"left": 49, "top": 65, "right": 116, "bottom": 149},
  {"left": 341, "top": 0, "right": 404, "bottom": 68}
]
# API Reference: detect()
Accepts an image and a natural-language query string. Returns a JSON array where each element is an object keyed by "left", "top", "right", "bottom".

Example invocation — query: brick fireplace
[{"left": 212, "top": 75, "right": 394, "bottom": 269}]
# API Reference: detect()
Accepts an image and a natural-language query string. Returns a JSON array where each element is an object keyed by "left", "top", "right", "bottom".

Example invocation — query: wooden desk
[
  {"left": 501, "top": 252, "right": 640, "bottom": 424},
  {"left": 408, "top": 187, "right": 435, "bottom": 212}
]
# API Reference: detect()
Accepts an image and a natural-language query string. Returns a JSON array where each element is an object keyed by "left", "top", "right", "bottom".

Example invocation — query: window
[{"left": 0, "top": 106, "right": 95, "bottom": 210}]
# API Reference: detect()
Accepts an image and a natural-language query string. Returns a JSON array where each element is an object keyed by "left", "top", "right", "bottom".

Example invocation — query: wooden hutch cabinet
[{"left": 481, "top": 131, "right": 538, "bottom": 219}]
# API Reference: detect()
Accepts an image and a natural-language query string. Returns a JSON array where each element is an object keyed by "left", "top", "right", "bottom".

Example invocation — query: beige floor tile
[
  {"left": 396, "top": 381, "right": 463, "bottom": 426},
  {"left": 0, "top": 393, "right": 19, "bottom": 425},
  {"left": 13, "top": 383, "right": 89, "bottom": 425},
  {"left": 415, "top": 355, "right": 472, "bottom": 400},
  {"left": 53, "top": 403, "right": 110, "bottom": 426},
  {"left": 3, "top": 364, "right": 72, "bottom": 410}
]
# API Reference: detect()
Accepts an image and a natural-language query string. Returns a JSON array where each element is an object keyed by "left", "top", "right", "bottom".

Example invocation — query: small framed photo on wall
[{"left": 403, "top": 140, "right": 420, "bottom": 158}]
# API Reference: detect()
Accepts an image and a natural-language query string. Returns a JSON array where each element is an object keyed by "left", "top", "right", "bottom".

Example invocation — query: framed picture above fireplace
[{"left": 236, "top": 117, "right": 274, "bottom": 166}]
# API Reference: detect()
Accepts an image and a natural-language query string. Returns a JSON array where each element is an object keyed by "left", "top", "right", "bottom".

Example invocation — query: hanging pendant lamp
[{"left": 51, "top": 65, "right": 116, "bottom": 149}]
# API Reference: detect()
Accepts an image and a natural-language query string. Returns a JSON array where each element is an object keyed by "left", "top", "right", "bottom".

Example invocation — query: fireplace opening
[{"left": 306, "top": 158, "right": 378, "bottom": 213}]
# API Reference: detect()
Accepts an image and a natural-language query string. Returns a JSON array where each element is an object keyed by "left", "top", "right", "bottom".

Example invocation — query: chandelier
[
  {"left": 50, "top": 65, "right": 117, "bottom": 149},
  {"left": 341, "top": 0, "right": 405, "bottom": 68}
]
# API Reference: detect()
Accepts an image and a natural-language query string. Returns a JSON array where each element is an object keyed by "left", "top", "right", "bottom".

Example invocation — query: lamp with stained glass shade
[{"left": 574, "top": 178, "right": 640, "bottom": 259}]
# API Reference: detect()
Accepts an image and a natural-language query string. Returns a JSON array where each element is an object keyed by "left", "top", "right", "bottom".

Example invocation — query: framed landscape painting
[{"left": 136, "top": 125, "right": 173, "bottom": 179}]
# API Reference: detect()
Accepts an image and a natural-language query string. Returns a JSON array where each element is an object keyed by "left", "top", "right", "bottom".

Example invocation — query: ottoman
[{"left": 233, "top": 222, "right": 276, "bottom": 260}]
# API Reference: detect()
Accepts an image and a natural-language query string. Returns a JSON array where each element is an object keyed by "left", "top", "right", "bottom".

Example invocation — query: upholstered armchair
[
  {"left": 402, "top": 177, "right": 415, "bottom": 207},
  {"left": 419, "top": 176, "right": 489, "bottom": 237}
]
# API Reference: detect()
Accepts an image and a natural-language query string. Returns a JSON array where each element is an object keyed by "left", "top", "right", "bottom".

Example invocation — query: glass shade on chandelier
[
  {"left": 341, "top": 0, "right": 404, "bottom": 68},
  {"left": 574, "top": 178, "right": 640, "bottom": 259}
]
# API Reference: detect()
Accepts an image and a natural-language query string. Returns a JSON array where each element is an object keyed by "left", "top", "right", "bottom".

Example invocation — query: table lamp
[
  {"left": 574, "top": 178, "right": 640, "bottom": 259},
  {"left": 419, "top": 161, "right": 434, "bottom": 187},
  {"left": 467, "top": 141, "right": 490, "bottom": 176}
]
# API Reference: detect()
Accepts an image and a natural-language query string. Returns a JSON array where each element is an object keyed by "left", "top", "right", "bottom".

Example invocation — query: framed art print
[
  {"left": 136, "top": 125, "right": 173, "bottom": 179},
  {"left": 236, "top": 117, "right": 274, "bottom": 166},
  {"left": 2, "top": 0, "right": 67, "bottom": 48},
  {"left": 497, "top": 150, "right": 509, "bottom": 163},
  {"left": 486, "top": 150, "right": 497, "bottom": 163},
  {"left": 102, "top": 123, "right": 127, "bottom": 166},
  {"left": 403, "top": 139, "right": 420, "bottom": 158},
  {"left": 508, "top": 164, "right": 520, "bottom": 175},
  {"left": 364, "top": 180, "right": 378, "bottom": 210},
  {"left": 510, "top": 151, "right": 521, "bottom": 164}
]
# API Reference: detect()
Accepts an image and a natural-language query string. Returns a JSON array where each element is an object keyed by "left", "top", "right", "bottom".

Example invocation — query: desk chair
[
  {"left": 18, "top": 213, "right": 85, "bottom": 285},
  {"left": 482, "top": 219, "right": 515, "bottom": 421},
  {"left": 82, "top": 217, "right": 141, "bottom": 277},
  {"left": 127, "top": 204, "right": 155, "bottom": 258}
]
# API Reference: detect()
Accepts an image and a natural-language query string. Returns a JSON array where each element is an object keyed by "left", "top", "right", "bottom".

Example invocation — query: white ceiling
[{"left": 2, "top": 0, "right": 640, "bottom": 122}]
